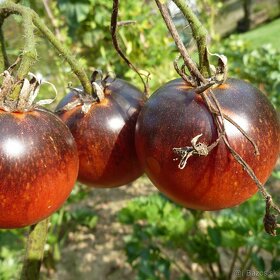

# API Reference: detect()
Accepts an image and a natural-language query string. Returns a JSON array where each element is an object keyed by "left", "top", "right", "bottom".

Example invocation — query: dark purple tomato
[
  {"left": 0, "top": 108, "right": 78, "bottom": 229},
  {"left": 56, "top": 78, "right": 145, "bottom": 188},
  {"left": 135, "top": 78, "right": 280, "bottom": 210}
]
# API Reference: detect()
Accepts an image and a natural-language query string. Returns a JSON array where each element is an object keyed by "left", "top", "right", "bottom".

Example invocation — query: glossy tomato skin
[
  {"left": 0, "top": 108, "right": 79, "bottom": 229},
  {"left": 135, "top": 78, "right": 280, "bottom": 210},
  {"left": 56, "top": 78, "right": 144, "bottom": 188}
]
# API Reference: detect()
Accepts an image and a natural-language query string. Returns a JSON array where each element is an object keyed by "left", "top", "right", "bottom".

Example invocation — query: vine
[
  {"left": 111, "top": 0, "right": 150, "bottom": 97},
  {"left": 20, "top": 219, "right": 49, "bottom": 280},
  {"left": 0, "top": 0, "right": 93, "bottom": 95}
]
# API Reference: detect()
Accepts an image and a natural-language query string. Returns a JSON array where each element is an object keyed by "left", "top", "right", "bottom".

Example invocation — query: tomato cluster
[{"left": 1, "top": 74, "right": 279, "bottom": 229}]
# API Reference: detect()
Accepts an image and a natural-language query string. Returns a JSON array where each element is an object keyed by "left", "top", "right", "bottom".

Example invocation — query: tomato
[
  {"left": 0, "top": 107, "right": 78, "bottom": 229},
  {"left": 135, "top": 78, "right": 280, "bottom": 210},
  {"left": 56, "top": 78, "right": 144, "bottom": 188}
]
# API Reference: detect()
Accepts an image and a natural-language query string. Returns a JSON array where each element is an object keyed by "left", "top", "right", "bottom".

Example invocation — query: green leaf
[
  {"left": 271, "top": 259, "right": 280, "bottom": 272},
  {"left": 252, "top": 253, "right": 265, "bottom": 271},
  {"left": 207, "top": 227, "right": 222, "bottom": 247}
]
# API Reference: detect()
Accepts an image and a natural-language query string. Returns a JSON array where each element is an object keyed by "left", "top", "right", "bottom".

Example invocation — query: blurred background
[{"left": 0, "top": 0, "right": 280, "bottom": 279}]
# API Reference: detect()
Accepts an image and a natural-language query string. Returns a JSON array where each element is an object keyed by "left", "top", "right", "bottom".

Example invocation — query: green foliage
[
  {"left": 55, "top": 0, "right": 177, "bottom": 92},
  {"left": 119, "top": 194, "right": 193, "bottom": 280},
  {"left": 238, "top": 18, "right": 280, "bottom": 49},
  {"left": 0, "top": 229, "right": 25, "bottom": 280},
  {"left": 216, "top": 36, "right": 280, "bottom": 108},
  {"left": 195, "top": 0, "right": 224, "bottom": 41},
  {"left": 119, "top": 193, "right": 280, "bottom": 280}
]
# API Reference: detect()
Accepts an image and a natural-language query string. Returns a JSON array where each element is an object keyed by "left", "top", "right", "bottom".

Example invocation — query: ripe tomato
[
  {"left": 56, "top": 78, "right": 144, "bottom": 188},
  {"left": 135, "top": 78, "right": 280, "bottom": 210},
  {"left": 0, "top": 108, "right": 78, "bottom": 228}
]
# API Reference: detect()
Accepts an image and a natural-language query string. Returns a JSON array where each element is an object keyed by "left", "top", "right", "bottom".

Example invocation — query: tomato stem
[
  {"left": 31, "top": 11, "right": 93, "bottom": 95},
  {"left": 111, "top": 0, "right": 150, "bottom": 97},
  {"left": 0, "top": 18, "right": 9, "bottom": 71},
  {"left": 17, "top": 10, "right": 37, "bottom": 80},
  {"left": 0, "top": 3, "right": 36, "bottom": 80},
  {"left": 20, "top": 218, "right": 49, "bottom": 280},
  {"left": 154, "top": 0, "right": 205, "bottom": 86},
  {"left": 0, "top": 1, "right": 93, "bottom": 95},
  {"left": 172, "top": 0, "right": 211, "bottom": 77}
]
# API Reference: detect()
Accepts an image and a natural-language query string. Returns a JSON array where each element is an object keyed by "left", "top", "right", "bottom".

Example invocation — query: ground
[
  {"left": 43, "top": 165, "right": 280, "bottom": 280},
  {"left": 49, "top": 176, "right": 157, "bottom": 280}
]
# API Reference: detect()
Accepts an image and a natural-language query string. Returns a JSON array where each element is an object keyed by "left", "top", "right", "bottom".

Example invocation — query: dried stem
[
  {"left": 228, "top": 248, "right": 239, "bottom": 280},
  {"left": 172, "top": 0, "right": 211, "bottom": 77},
  {"left": 111, "top": 0, "right": 149, "bottom": 97},
  {"left": 154, "top": 0, "right": 205, "bottom": 86}
]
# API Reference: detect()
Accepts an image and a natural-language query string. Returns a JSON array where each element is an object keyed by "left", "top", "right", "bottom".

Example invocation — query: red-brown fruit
[
  {"left": 0, "top": 108, "right": 78, "bottom": 229},
  {"left": 56, "top": 78, "right": 144, "bottom": 188},
  {"left": 135, "top": 78, "right": 280, "bottom": 210}
]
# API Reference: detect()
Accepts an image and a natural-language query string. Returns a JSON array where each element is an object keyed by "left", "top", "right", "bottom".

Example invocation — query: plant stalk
[
  {"left": 154, "top": 0, "right": 205, "bottom": 85},
  {"left": 172, "top": 0, "right": 211, "bottom": 77},
  {"left": 17, "top": 10, "right": 36, "bottom": 80},
  {"left": 31, "top": 12, "right": 92, "bottom": 95},
  {"left": 20, "top": 218, "right": 49, "bottom": 280},
  {"left": 111, "top": 0, "right": 149, "bottom": 97},
  {"left": 0, "top": 1, "right": 93, "bottom": 95},
  {"left": 0, "top": 18, "right": 9, "bottom": 71}
]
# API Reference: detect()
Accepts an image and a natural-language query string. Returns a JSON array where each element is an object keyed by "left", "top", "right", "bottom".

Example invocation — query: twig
[
  {"left": 228, "top": 248, "right": 239, "bottom": 280},
  {"left": 111, "top": 0, "right": 150, "bottom": 97},
  {"left": 173, "top": 54, "right": 195, "bottom": 86},
  {"left": 209, "top": 106, "right": 259, "bottom": 155},
  {"left": 17, "top": 10, "right": 36, "bottom": 80},
  {"left": 31, "top": 11, "right": 92, "bottom": 95},
  {"left": 208, "top": 263, "right": 217, "bottom": 279},
  {"left": 117, "top": 20, "right": 136, "bottom": 26},
  {"left": 217, "top": 258, "right": 225, "bottom": 279},
  {"left": 239, "top": 246, "right": 253, "bottom": 280},
  {"left": 154, "top": 0, "right": 205, "bottom": 86},
  {"left": 172, "top": 0, "right": 211, "bottom": 77}
]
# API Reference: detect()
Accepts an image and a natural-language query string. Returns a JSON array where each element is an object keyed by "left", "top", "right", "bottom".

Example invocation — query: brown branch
[
  {"left": 228, "top": 248, "right": 239, "bottom": 280},
  {"left": 117, "top": 20, "right": 136, "bottom": 26},
  {"left": 174, "top": 54, "right": 196, "bottom": 86},
  {"left": 210, "top": 107, "right": 259, "bottom": 155},
  {"left": 172, "top": 0, "right": 211, "bottom": 77},
  {"left": 111, "top": 0, "right": 149, "bottom": 97},
  {"left": 154, "top": 0, "right": 205, "bottom": 85}
]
